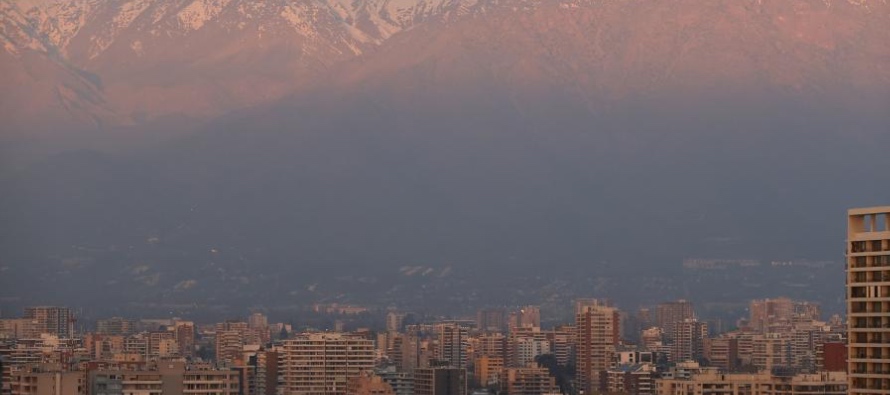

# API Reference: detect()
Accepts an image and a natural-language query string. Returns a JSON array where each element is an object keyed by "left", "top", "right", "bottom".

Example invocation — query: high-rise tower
[
  {"left": 847, "top": 206, "right": 890, "bottom": 394},
  {"left": 435, "top": 322, "right": 468, "bottom": 369},
  {"left": 23, "top": 306, "right": 73, "bottom": 338},
  {"left": 280, "top": 332, "right": 375, "bottom": 395},
  {"left": 655, "top": 299, "right": 695, "bottom": 342},
  {"left": 575, "top": 299, "right": 619, "bottom": 395}
]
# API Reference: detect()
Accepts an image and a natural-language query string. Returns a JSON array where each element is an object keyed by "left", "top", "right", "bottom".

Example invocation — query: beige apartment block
[
  {"left": 655, "top": 371, "right": 846, "bottom": 395},
  {"left": 182, "top": 369, "right": 240, "bottom": 394},
  {"left": 505, "top": 366, "right": 559, "bottom": 395},
  {"left": 88, "top": 361, "right": 240, "bottom": 395},
  {"left": 8, "top": 370, "right": 86, "bottom": 395},
  {"left": 346, "top": 373, "right": 396, "bottom": 395},
  {"left": 279, "top": 332, "right": 375, "bottom": 395},
  {"left": 848, "top": 206, "right": 890, "bottom": 394},
  {"left": 575, "top": 299, "right": 619, "bottom": 395}
]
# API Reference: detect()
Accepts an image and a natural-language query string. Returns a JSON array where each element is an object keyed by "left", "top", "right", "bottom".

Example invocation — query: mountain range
[
  {"left": 1, "top": 0, "right": 888, "bottom": 316},
  {"left": 1, "top": 0, "right": 506, "bottom": 136},
  {"left": 2, "top": 0, "right": 888, "bottom": 137}
]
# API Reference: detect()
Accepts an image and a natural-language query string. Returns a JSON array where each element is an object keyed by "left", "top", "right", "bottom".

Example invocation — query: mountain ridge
[{"left": 2, "top": 0, "right": 889, "bottom": 139}]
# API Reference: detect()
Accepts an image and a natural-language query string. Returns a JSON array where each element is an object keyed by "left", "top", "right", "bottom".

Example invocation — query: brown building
[
  {"left": 505, "top": 366, "right": 559, "bottom": 395},
  {"left": 8, "top": 369, "right": 86, "bottom": 395},
  {"left": 255, "top": 349, "right": 278, "bottom": 395},
  {"left": 414, "top": 367, "right": 467, "bottom": 395},
  {"left": 347, "top": 372, "right": 396, "bottom": 395},
  {"left": 90, "top": 370, "right": 163, "bottom": 395},
  {"left": 602, "top": 364, "right": 656, "bottom": 395},
  {"left": 708, "top": 337, "right": 739, "bottom": 372},
  {"left": 817, "top": 342, "right": 846, "bottom": 372},
  {"left": 88, "top": 361, "right": 240, "bottom": 395},
  {"left": 233, "top": 348, "right": 278, "bottom": 395}
]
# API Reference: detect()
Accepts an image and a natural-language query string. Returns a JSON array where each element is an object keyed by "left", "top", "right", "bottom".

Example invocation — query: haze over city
[{"left": 0, "top": 1, "right": 889, "bottom": 394}]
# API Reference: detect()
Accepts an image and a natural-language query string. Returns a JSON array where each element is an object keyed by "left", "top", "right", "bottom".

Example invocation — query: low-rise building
[{"left": 655, "top": 370, "right": 846, "bottom": 395}]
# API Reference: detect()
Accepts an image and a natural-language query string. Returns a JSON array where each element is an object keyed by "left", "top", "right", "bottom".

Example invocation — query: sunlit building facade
[{"left": 848, "top": 206, "right": 890, "bottom": 394}]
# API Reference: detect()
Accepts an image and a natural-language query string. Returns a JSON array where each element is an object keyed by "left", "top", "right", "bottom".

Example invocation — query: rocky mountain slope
[
  {"left": 2, "top": 0, "right": 888, "bottom": 138},
  {"left": 1, "top": 0, "right": 492, "bottom": 135}
]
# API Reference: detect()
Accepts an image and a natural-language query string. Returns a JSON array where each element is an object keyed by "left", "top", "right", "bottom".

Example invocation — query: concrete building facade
[
  {"left": 655, "top": 371, "right": 846, "bottom": 395},
  {"left": 847, "top": 206, "right": 890, "bottom": 394},
  {"left": 575, "top": 299, "right": 619, "bottom": 395},
  {"left": 279, "top": 332, "right": 375, "bottom": 395},
  {"left": 413, "top": 367, "right": 466, "bottom": 395}
]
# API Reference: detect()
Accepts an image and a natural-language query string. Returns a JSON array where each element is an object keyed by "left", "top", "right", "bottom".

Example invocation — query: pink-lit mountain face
[
  {"left": 1, "top": 0, "right": 888, "bottom": 137},
  {"left": 0, "top": 0, "right": 482, "bottom": 135}
]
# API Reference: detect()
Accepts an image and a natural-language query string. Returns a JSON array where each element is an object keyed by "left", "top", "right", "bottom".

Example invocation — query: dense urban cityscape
[
  {"left": 0, "top": 206, "right": 886, "bottom": 395},
  {"left": 2, "top": 0, "right": 889, "bottom": 394}
]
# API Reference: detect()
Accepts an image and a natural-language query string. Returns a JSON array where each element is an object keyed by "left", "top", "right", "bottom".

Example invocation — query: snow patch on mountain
[
  {"left": 22, "top": 0, "right": 96, "bottom": 54},
  {"left": 113, "top": 0, "right": 150, "bottom": 29},
  {"left": 0, "top": 0, "right": 48, "bottom": 56},
  {"left": 279, "top": 3, "right": 318, "bottom": 38},
  {"left": 177, "top": 0, "right": 232, "bottom": 31},
  {"left": 83, "top": 0, "right": 155, "bottom": 58},
  {"left": 4, "top": 0, "right": 885, "bottom": 69},
  {"left": 2, "top": 0, "right": 503, "bottom": 59}
]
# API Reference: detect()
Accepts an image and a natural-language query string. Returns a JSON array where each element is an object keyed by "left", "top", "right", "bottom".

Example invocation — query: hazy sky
[{"left": 1, "top": 0, "right": 888, "bottom": 317}]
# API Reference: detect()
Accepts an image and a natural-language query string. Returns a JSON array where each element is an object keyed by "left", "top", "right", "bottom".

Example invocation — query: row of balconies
[
  {"left": 850, "top": 301, "right": 890, "bottom": 313},
  {"left": 851, "top": 362, "right": 890, "bottom": 374},
  {"left": 851, "top": 255, "right": 890, "bottom": 269},
  {"left": 850, "top": 286, "right": 890, "bottom": 299},
  {"left": 851, "top": 241, "right": 890, "bottom": 254},
  {"left": 852, "top": 317, "right": 890, "bottom": 329},
  {"left": 850, "top": 377, "right": 890, "bottom": 389},
  {"left": 183, "top": 384, "right": 237, "bottom": 389},
  {"left": 851, "top": 349, "right": 889, "bottom": 360},
  {"left": 851, "top": 271, "right": 890, "bottom": 283},
  {"left": 852, "top": 333, "right": 890, "bottom": 344}
]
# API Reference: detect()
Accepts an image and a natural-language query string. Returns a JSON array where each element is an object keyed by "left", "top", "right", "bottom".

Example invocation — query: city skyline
[
  {"left": 0, "top": 286, "right": 852, "bottom": 394},
  {"left": 3, "top": 207, "right": 878, "bottom": 394},
  {"left": 3, "top": 0, "right": 889, "bottom": 393}
]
